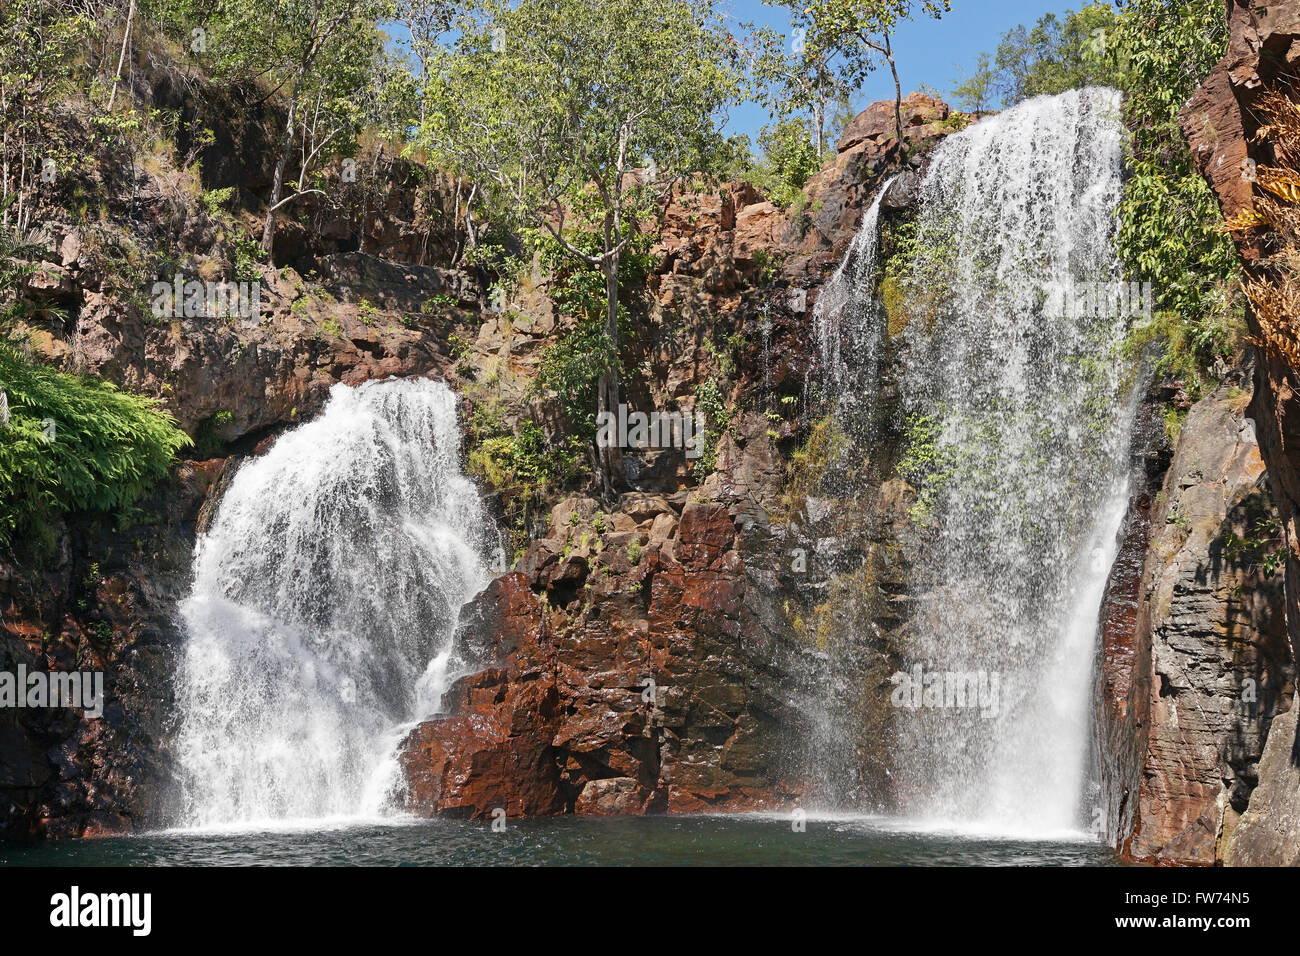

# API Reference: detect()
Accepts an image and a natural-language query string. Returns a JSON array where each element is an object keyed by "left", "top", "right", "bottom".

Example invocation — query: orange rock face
[{"left": 398, "top": 503, "right": 811, "bottom": 819}]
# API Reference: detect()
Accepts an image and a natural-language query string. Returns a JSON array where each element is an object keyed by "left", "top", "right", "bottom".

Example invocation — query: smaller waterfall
[
  {"left": 174, "top": 378, "right": 499, "bottom": 828},
  {"left": 816, "top": 174, "right": 898, "bottom": 409}
]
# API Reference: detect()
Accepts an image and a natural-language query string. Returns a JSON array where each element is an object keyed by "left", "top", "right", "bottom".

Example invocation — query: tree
[
  {"left": 0, "top": 0, "right": 93, "bottom": 234},
  {"left": 1114, "top": 0, "right": 1239, "bottom": 386},
  {"left": 394, "top": 0, "right": 455, "bottom": 121},
  {"left": 200, "top": 0, "right": 393, "bottom": 261},
  {"left": 991, "top": 3, "right": 1124, "bottom": 105},
  {"left": 775, "top": 0, "right": 949, "bottom": 149},
  {"left": 419, "top": 0, "right": 743, "bottom": 496},
  {"left": 951, "top": 50, "right": 994, "bottom": 116},
  {"left": 749, "top": 117, "right": 821, "bottom": 208},
  {"left": 745, "top": 20, "right": 848, "bottom": 155}
]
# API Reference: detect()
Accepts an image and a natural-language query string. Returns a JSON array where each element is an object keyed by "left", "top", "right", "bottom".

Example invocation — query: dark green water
[{"left": 0, "top": 814, "right": 1119, "bottom": 866}]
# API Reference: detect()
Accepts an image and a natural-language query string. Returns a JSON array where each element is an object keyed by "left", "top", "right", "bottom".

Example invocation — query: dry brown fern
[
  {"left": 1253, "top": 90, "right": 1300, "bottom": 170},
  {"left": 1235, "top": 91, "right": 1300, "bottom": 369}
]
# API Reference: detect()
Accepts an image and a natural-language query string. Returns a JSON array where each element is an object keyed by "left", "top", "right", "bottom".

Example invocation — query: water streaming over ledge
[
  {"left": 173, "top": 378, "right": 499, "bottom": 828},
  {"left": 813, "top": 88, "right": 1137, "bottom": 836}
]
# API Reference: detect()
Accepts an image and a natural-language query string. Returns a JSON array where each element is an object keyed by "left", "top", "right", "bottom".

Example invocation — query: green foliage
[
  {"left": 201, "top": 186, "right": 236, "bottom": 216},
  {"left": 420, "top": 0, "right": 743, "bottom": 256},
  {"left": 467, "top": 401, "right": 583, "bottom": 487},
  {"left": 988, "top": 3, "right": 1126, "bottom": 105},
  {"left": 783, "top": 414, "right": 848, "bottom": 509},
  {"left": 0, "top": 341, "right": 191, "bottom": 545},
  {"left": 743, "top": 17, "right": 849, "bottom": 155},
  {"left": 0, "top": 0, "right": 95, "bottom": 234},
  {"left": 1224, "top": 511, "right": 1285, "bottom": 581},
  {"left": 422, "top": 293, "right": 458, "bottom": 312},
  {"left": 743, "top": 118, "right": 822, "bottom": 209},
  {"left": 693, "top": 378, "right": 731, "bottom": 474},
  {"left": 193, "top": 408, "right": 234, "bottom": 457},
  {"left": 231, "top": 235, "right": 265, "bottom": 283},
  {"left": 1114, "top": 0, "right": 1242, "bottom": 394},
  {"left": 877, "top": 206, "right": 957, "bottom": 338},
  {"left": 535, "top": 319, "right": 613, "bottom": 434},
  {"left": 950, "top": 51, "right": 996, "bottom": 115},
  {"left": 772, "top": 0, "right": 950, "bottom": 144},
  {"left": 895, "top": 412, "right": 956, "bottom": 523}
]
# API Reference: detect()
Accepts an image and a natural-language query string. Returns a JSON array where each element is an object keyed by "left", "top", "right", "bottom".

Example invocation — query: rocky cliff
[
  {"left": 1100, "top": 361, "right": 1292, "bottom": 864},
  {"left": 1161, "top": 0, "right": 1300, "bottom": 865}
]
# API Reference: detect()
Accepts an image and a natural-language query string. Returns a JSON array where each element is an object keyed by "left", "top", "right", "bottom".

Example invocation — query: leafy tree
[
  {"left": 746, "top": 117, "right": 821, "bottom": 208},
  {"left": 991, "top": 2, "right": 1124, "bottom": 105},
  {"left": 1113, "top": 0, "right": 1240, "bottom": 387},
  {"left": 950, "top": 51, "right": 994, "bottom": 115},
  {"left": 197, "top": 0, "right": 394, "bottom": 260},
  {"left": 774, "top": 0, "right": 949, "bottom": 148},
  {"left": 745, "top": 19, "right": 849, "bottom": 155},
  {"left": 419, "top": 0, "right": 743, "bottom": 495},
  {"left": 0, "top": 0, "right": 93, "bottom": 234}
]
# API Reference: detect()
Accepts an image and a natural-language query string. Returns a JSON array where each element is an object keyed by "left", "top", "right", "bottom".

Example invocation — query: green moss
[{"left": 782, "top": 414, "right": 849, "bottom": 511}]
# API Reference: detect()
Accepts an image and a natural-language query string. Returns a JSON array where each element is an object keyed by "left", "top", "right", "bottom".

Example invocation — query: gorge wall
[{"left": 4, "top": 16, "right": 1300, "bottom": 869}]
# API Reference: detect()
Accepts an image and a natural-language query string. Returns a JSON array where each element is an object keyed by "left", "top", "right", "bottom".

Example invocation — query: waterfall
[
  {"left": 173, "top": 378, "right": 499, "bottom": 828},
  {"left": 818, "top": 88, "right": 1136, "bottom": 836},
  {"left": 816, "top": 173, "right": 898, "bottom": 411}
]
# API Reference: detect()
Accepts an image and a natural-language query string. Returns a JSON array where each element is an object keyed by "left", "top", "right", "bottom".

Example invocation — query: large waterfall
[
  {"left": 816, "top": 88, "right": 1137, "bottom": 836},
  {"left": 173, "top": 378, "right": 499, "bottom": 828}
]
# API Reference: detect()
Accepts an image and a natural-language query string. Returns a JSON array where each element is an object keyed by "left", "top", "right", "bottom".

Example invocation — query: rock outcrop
[
  {"left": 1176, "top": 0, "right": 1300, "bottom": 865},
  {"left": 1105, "top": 363, "right": 1292, "bottom": 864},
  {"left": 399, "top": 499, "right": 822, "bottom": 817}
]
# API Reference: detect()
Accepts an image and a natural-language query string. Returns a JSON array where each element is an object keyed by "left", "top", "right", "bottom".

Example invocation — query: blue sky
[{"left": 718, "top": 0, "right": 1094, "bottom": 138}]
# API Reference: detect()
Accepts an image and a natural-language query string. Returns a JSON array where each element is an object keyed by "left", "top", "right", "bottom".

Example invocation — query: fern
[{"left": 0, "top": 341, "right": 192, "bottom": 544}]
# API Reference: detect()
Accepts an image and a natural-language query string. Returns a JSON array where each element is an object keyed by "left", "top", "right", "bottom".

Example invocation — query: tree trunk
[
  {"left": 596, "top": 252, "right": 622, "bottom": 499},
  {"left": 261, "top": 88, "right": 300, "bottom": 263},
  {"left": 884, "top": 30, "right": 903, "bottom": 148},
  {"left": 107, "top": 0, "right": 136, "bottom": 113}
]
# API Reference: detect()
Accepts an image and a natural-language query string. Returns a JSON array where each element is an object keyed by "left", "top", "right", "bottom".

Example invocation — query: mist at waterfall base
[
  {"left": 811, "top": 87, "right": 1136, "bottom": 840},
  {"left": 172, "top": 377, "right": 500, "bottom": 829}
]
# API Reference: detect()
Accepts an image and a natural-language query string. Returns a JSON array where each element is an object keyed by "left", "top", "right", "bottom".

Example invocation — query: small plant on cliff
[{"left": 693, "top": 378, "right": 731, "bottom": 475}]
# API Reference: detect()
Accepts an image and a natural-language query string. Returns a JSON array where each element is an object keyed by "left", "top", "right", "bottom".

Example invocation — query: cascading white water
[
  {"left": 892, "top": 87, "right": 1134, "bottom": 836},
  {"left": 813, "top": 88, "right": 1137, "bottom": 836},
  {"left": 816, "top": 174, "right": 898, "bottom": 412},
  {"left": 173, "top": 377, "right": 499, "bottom": 828}
]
